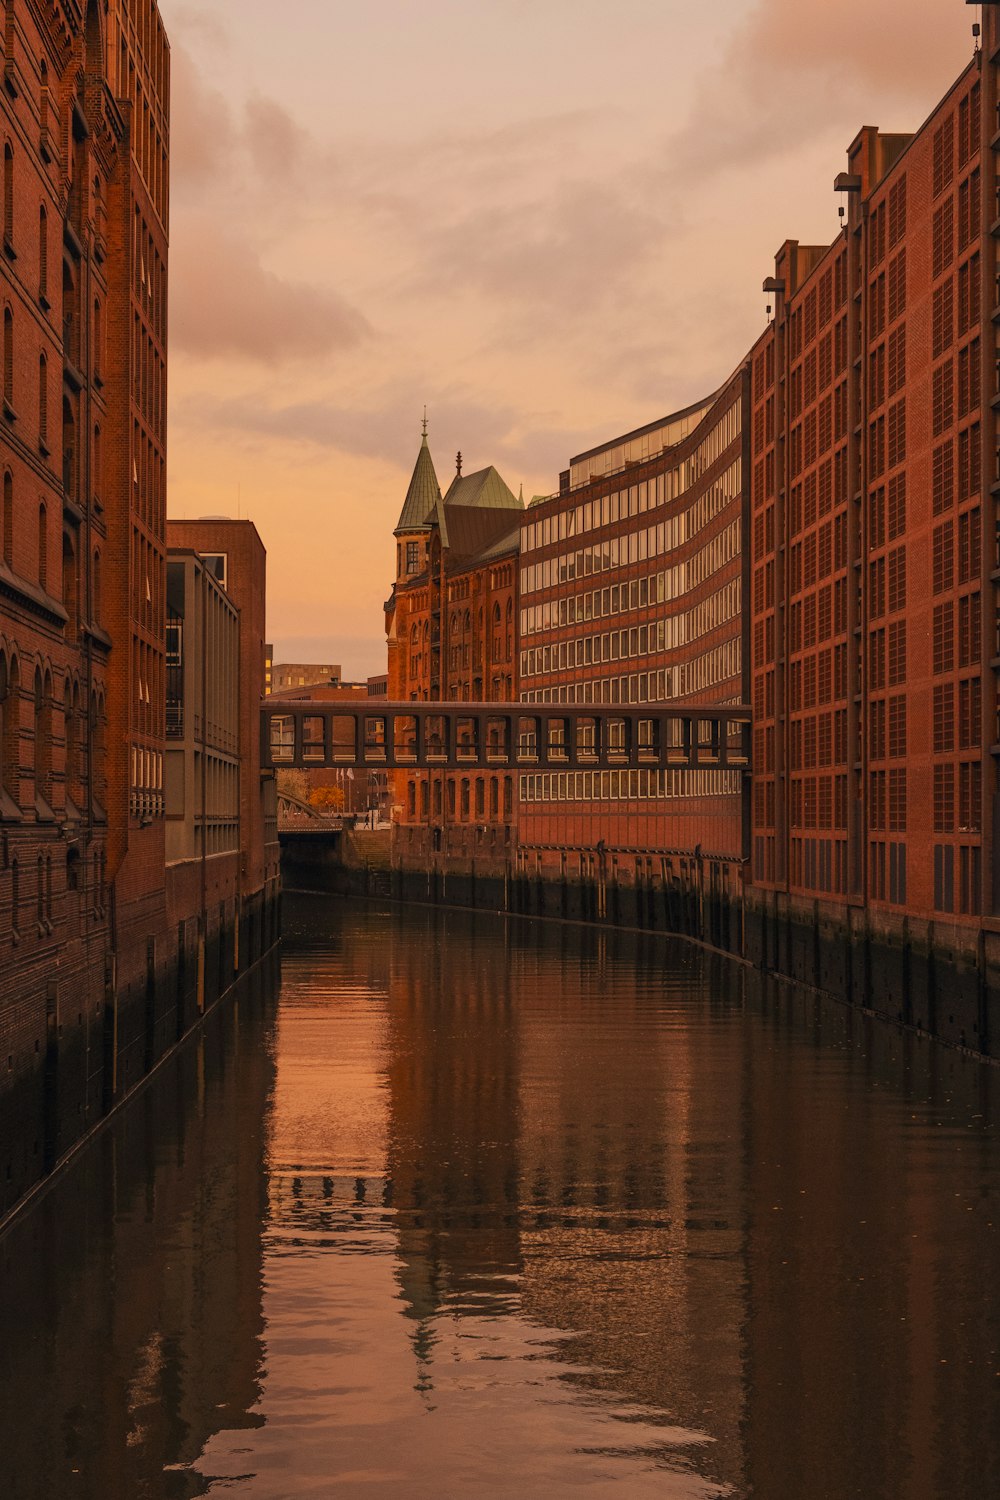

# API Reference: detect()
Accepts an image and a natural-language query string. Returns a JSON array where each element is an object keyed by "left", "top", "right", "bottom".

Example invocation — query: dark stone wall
[
  {"left": 0, "top": 883, "right": 282, "bottom": 1228},
  {"left": 307, "top": 851, "right": 1000, "bottom": 1063}
]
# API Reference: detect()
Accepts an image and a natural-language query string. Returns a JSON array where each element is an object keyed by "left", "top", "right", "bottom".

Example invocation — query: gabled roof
[
  {"left": 439, "top": 504, "right": 521, "bottom": 563},
  {"left": 442, "top": 466, "right": 521, "bottom": 514},
  {"left": 395, "top": 432, "right": 441, "bottom": 534}
]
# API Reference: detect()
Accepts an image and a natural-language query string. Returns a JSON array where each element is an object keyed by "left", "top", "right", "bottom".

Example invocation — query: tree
[{"left": 309, "top": 783, "right": 345, "bottom": 816}]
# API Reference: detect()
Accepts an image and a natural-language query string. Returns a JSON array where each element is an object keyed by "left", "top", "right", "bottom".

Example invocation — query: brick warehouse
[
  {"left": 386, "top": 425, "right": 521, "bottom": 873},
  {"left": 744, "top": 8, "right": 1000, "bottom": 1049},
  {"left": 0, "top": 3, "right": 277, "bottom": 1222}
]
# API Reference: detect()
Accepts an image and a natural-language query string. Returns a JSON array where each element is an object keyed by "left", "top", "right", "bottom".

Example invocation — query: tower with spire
[{"left": 394, "top": 412, "right": 441, "bottom": 588}]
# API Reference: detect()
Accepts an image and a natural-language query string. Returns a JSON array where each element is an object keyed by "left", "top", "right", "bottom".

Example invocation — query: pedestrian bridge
[{"left": 261, "top": 701, "right": 752, "bottom": 773}]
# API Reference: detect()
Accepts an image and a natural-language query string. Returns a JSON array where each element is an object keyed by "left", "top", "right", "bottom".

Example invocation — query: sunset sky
[{"left": 157, "top": 0, "right": 973, "bottom": 678}]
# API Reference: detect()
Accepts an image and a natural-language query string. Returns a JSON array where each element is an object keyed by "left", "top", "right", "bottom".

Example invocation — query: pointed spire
[{"left": 394, "top": 417, "right": 441, "bottom": 534}]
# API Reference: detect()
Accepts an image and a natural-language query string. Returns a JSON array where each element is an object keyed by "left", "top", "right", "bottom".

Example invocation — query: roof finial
[
  {"left": 421, "top": 405, "right": 428, "bottom": 439},
  {"left": 456, "top": 451, "right": 463, "bottom": 477},
  {"left": 518, "top": 482, "right": 524, "bottom": 504}
]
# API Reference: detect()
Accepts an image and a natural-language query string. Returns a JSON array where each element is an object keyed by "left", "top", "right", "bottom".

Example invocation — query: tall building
[
  {"left": 386, "top": 427, "right": 522, "bottom": 867},
  {"left": 748, "top": 32, "right": 989, "bottom": 925},
  {"left": 0, "top": 0, "right": 171, "bottom": 1205},
  {"left": 517, "top": 373, "right": 750, "bottom": 903},
  {"left": 0, "top": 6, "right": 278, "bottom": 1220}
]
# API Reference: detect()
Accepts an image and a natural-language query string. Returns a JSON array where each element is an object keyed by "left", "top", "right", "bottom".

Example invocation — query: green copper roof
[
  {"left": 441, "top": 466, "right": 522, "bottom": 513},
  {"left": 395, "top": 432, "right": 441, "bottom": 535}
]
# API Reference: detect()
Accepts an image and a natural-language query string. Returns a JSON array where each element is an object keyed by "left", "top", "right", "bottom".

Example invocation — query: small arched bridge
[
  {"left": 261, "top": 702, "right": 752, "bottom": 774},
  {"left": 276, "top": 790, "right": 345, "bottom": 835}
]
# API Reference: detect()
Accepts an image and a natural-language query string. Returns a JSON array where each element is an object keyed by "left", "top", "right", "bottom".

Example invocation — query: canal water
[{"left": 1, "top": 894, "right": 999, "bottom": 1500}]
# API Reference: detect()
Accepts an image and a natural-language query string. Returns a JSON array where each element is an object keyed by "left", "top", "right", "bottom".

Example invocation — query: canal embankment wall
[
  {"left": 284, "top": 835, "right": 1000, "bottom": 1061},
  {"left": 0, "top": 881, "right": 282, "bottom": 1232}
]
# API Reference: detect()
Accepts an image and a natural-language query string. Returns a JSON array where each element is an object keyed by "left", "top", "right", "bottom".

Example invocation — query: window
[
  {"left": 2, "top": 469, "right": 11, "bottom": 566},
  {"left": 38, "top": 353, "right": 47, "bottom": 449},
  {"left": 405, "top": 541, "right": 419, "bottom": 575},
  {"left": 3, "top": 305, "right": 12, "bottom": 411},
  {"left": 38, "top": 204, "right": 47, "bottom": 303},
  {"left": 200, "top": 552, "right": 227, "bottom": 588},
  {"left": 3, "top": 142, "right": 12, "bottom": 249},
  {"left": 37, "top": 504, "right": 47, "bottom": 591}
]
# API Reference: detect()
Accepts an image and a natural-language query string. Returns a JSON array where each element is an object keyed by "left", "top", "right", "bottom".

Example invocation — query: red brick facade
[
  {"left": 0, "top": 5, "right": 277, "bottom": 1220},
  {"left": 386, "top": 435, "right": 521, "bottom": 869},
  {"left": 749, "top": 39, "right": 997, "bottom": 930}
]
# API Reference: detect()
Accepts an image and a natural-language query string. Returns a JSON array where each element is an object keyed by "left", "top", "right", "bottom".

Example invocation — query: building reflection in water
[
  {"left": 375, "top": 903, "right": 1000, "bottom": 1500},
  {"left": 0, "top": 899, "right": 998, "bottom": 1500},
  {"left": 0, "top": 956, "right": 279, "bottom": 1500}
]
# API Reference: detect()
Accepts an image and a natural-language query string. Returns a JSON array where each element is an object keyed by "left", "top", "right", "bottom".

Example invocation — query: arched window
[
  {"left": 38, "top": 352, "right": 47, "bottom": 449},
  {"left": 33, "top": 667, "right": 52, "bottom": 805},
  {"left": 91, "top": 688, "right": 106, "bottom": 799},
  {"left": 0, "top": 654, "right": 16, "bottom": 811},
  {"left": 10, "top": 857, "right": 19, "bottom": 935},
  {"left": 93, "top": 297, "right": 102, "bottom": 379},
  {"left": 3, "top": 305, "right": 13, "bottom": 409},
  {"left": 92, "top": 547, "right": 101, "bottom": 623},
  {"left": 39, "top": 62, "right": 49, "bottom": 149},
  {"left": 2, "top": 469, "right": 11, "bottom": 566},
  {"left": 63, "top": 678, "right": 79, "bottom": 801},
  {"left": 62, "top": 393, "right": 76, "bottom": 498},
  {"left": 38, "top": 204, "right": 48, "bottom": 303},
  {"left": 3, "top": 142, "right": 13, "bottom": 249},
  {"left": 37, "top": 502, "right": 47, "bottom": 590},
  {"left": 62, "top": 532, "right": 77, "bottom": 636},
  {"left": 36, "top": 855, "right": 44, "bottom": 927},
  {"left": 45, "top": 855, "right": 53, "bottom": 923}
]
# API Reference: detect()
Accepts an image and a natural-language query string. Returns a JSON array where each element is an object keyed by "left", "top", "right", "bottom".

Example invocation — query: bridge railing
[{"left": 261, "top": 701, "right": 752, "bottom": 774}]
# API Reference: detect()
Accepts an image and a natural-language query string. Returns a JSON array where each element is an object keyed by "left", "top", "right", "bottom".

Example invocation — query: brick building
[
  {"left": 744, "top": 18, "right": 1000, "bottom": 1034},
  {"left": 0, "top": 0, "right": 171, "bottom": 1210},
  {"left": 517, "top": 374, "right": 750, "bottom": 909},
  {"left": 270, "top": 661, "right": 341, "bottom": 694},
  {"left": 386, "top": 427, "right": 521, "bottom": 868},
  {"left": 0, "top": 4, "right": 277, "bottom": 1221}
]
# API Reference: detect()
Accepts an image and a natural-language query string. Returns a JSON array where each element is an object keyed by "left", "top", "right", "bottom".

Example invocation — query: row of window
[
  {"left": 403, "top": 774, "right": 514, "bottom": 823},
  {"left": 521, "top": 463, "right": 741, "bottom": 595},
  {"left": 0, "top": 651, "right": 107, "bottom": 813},
  {"left": 519, "top": 768, "right": 740, "bottom": 804},
  {"left": 520, "top": 579, "right": 741, "bottom": 679},
  {"left": 566, "top": 397, "right": 740, "bottom": 490},
  {"left": 522, "top": 640, "right": 742, "bottom": 705}
]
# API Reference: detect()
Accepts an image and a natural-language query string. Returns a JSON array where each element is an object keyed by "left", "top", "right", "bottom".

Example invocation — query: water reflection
[
  {"left": 1, "top": 898, "right": 999, "bottom": 1498},
  {"left": 0, "top": 956, "right": 279, "bottom": 1500}
]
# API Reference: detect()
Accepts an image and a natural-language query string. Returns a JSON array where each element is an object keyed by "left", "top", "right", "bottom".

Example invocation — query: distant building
[
  {"left": 271, "top": 662, "right": 341, "bottom": 694},
  {"left": 264, "top": 643, "right": 273, "bottom": 696},
  {"left": 367, "top": 674, "right": 389, "bottom": 697},
  {"left": 386, "top": 429, "right": 521, "bottom": 868},
  {"left": 166, "top": 519, "right": 280, "bottom": 931}
]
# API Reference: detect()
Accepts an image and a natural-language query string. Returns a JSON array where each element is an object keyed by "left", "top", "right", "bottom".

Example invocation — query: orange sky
[{"left": 158, "top": 0, "right": 973, "bottom": 677}]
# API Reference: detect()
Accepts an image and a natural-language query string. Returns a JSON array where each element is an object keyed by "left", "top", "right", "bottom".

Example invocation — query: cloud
[
  {"left": 169, "top": 44, "right": 236, "bottom": 186},
  {"left": 672, "top": 0, "right": 971, "bottom": 177},
  {"left": 170, "top": 224, "right": 370, "bottom": 362}
]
